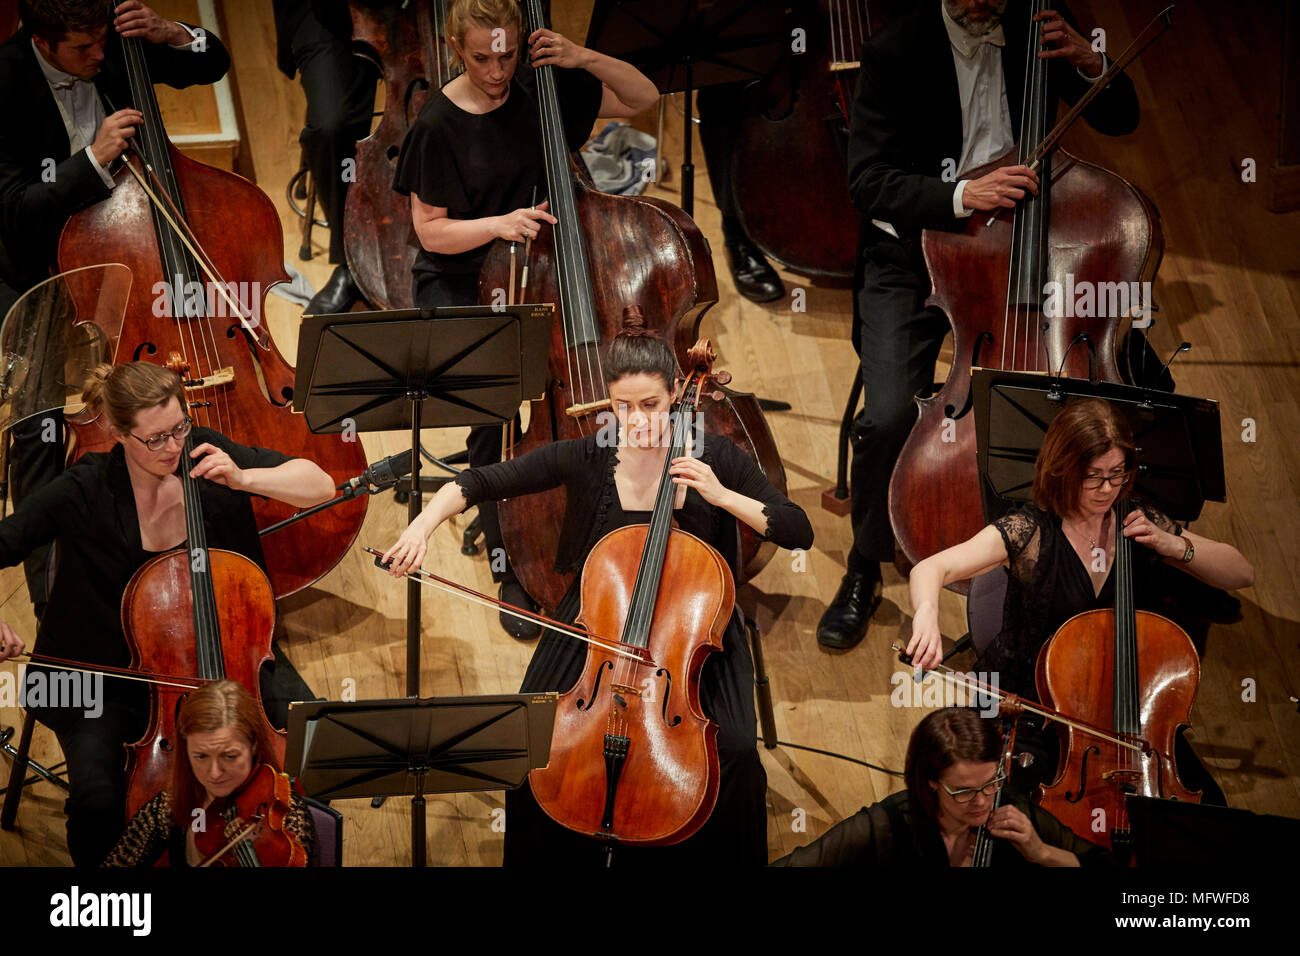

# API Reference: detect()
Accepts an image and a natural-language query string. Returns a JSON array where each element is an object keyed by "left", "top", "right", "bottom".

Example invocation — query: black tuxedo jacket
[
  {"left": 0, "top": 25, "right": 229, "bottom": 292},
  {"left": 847, "top": 0, "right": 1139, "bottom": 246}
]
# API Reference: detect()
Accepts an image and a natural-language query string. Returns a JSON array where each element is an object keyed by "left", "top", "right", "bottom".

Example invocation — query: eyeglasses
[
  {"left": 129, "top": 416, "right": 192, "bottom": 452},
  {"left": 1080, "top": 470, "right": 1132, "bottom": 490},
  {"left": 940, "top": 773, "right": 1004, "bottom": 803}
]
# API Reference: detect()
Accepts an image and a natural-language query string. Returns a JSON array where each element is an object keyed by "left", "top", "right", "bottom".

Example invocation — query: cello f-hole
[
  {"left": 1065, "top": 744, "right": 1099, "bottom": 803},
  {"left": 577, "top": 660, "right": 612, "bottom": 711},
  {"left": 132, "top": 341, "right": 159, "bottom": 361},
  {"left": 656, "top": 667, "right": 680, "bottom": 727}
]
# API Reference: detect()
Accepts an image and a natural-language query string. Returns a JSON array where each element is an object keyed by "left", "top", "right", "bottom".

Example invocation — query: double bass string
[{"left": 119, "top": 37, "right": 233, "bottom": 437}]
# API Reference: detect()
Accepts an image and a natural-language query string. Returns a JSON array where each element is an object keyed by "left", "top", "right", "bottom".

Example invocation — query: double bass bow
[
  {"left": 888, "top": 5, "right": 1174, "bottom": 576},
  {"left": 480, "top": 0, "right": 787, "bottom": 613},
  {"left": 57, "top": 29, "right": 367, "bottom": 598},
  {"left": 1035, "top": 498, "right": 1201, "bottom": 860}
]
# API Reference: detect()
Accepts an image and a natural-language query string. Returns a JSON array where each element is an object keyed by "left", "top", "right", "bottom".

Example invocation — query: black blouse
[
  {"left": 392, "top": 60, "right": 602, "bottom": 279},
  {"left": 0, "top": 427, "right": 289, "bottom": 673},
  {"left": 771, "top": 789, "right": 1112, "bottom": 867},
  {"left": 976, "top": 500, "right": 1180, "bottom": 700},
  {"left": 453, "top": 432, "right": 814, "bottom": 583}
]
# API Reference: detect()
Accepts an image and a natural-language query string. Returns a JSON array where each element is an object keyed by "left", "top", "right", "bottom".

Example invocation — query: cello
[
  {"left": 480, "top": 0, "right": 787, "bottom": 612},
  {"left": 345, "top": 0, "right": 457, "bottom": 310},
  {"left": 1034, "top": 498, "right": 1201, "bottom": 860},
  {"left": 525, "top": 340, "right": 729, "bottom": 847},
  {"left": 888, "top": 4, "right": 1172, "bottom": 573},
  {"left": 121, "top": 390, "right": 283, "bottom": 818},
  {"left": 57, "top": 28, "right": 367, "bottom": 598}
]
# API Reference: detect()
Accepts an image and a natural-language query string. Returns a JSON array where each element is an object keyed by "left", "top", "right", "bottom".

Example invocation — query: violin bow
[
  {"left": 363, "top": 547, "right": 656, "bottom": 667},
  {"left": 890, "top": 643, "right": 1151, "bottom": 756}
]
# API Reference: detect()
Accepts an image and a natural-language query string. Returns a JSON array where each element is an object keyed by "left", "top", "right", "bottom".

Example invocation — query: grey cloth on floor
[
  {"left": 579, "top": 122, "right": 657, "bottom": 196},
  {"left": 271, "top": 261, "right": 316, "bottom": 306}
]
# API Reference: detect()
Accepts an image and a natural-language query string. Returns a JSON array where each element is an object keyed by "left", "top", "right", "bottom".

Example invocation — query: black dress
[
  {"left": 977, "top": 501, "right": 1224, "bottom": 804},
  {"left": 392, "top": 60, "right": 602, "bottom": 306},
  {"left": 453, "top": 433, "right": 814, "bottom": 866},
  {"left": 770, "top": 789, "right": 1112, "bottom": 867}
]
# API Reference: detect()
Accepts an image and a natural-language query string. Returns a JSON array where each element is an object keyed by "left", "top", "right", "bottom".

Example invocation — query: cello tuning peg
[
  {"left": 1016, "top": 752, "right": 1035, "bottom": 768},
  {"left": 709, "top": 390, "right": 724, "bottom": 402},
  {"left": 712, "top": 370, "right": 732, "bottom": 387}
]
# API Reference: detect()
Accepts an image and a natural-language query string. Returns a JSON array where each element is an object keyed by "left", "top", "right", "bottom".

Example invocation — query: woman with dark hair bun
[
  {"left": 903, "top": 398, "right": 1253, "bottom": 799},
  {"left": 385, "top": 323, "right": 814, "bottom": 866},
  {"left": 773, "top": 707, "right": 1107, "bottom": 867}
]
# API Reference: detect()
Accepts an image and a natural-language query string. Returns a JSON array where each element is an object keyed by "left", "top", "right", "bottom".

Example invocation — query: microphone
[{"left": 339, "top": 450, "right": 414, "bottom": 492}]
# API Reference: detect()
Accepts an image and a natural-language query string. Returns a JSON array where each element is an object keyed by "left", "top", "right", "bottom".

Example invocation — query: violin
[
  {"left": 121, "top": 399, "right": 283, "bottom": 818},
  {"left": 480, "top": 0, "right": 787, "bottom": 612},
  {"left": 526, "top": 340, "right": 729, "bottom": 847},
  {"left": 971, "top": 704, "right": 1021, "bottom": 868},
  {"left": 888, "top": 5, "right": 1174, "bottom": 575},
  {"left": 1035, "top": 498, "right": 1201, "bottom": 860},
  {"left": 57, "top": 29, "right": 367, "bottom": 598},
  {"left": 193, "top": 763, "right": 308, "bottom": 868},
  {"left": 344, "top": 0, "right": 457, "bottom": 310}
]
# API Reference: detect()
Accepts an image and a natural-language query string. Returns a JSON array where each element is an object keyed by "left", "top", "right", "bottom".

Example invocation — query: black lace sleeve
[
  {"left": 102, "top": 791, "right": 172, "bottom": 868},
  {"left": 707, "top": 436, "right": 813, "bottom": 551}
]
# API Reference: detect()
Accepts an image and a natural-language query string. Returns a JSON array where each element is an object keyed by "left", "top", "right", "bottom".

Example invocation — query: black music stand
[
  {"left": 972, "top": 369, "right": 1226, "bottom": 525},
  {"left": 293, "top": 305, "right": 553, "bottom": 698},
  {"left": 1127, "top": 794, "right": 1300, "bottom": 866},
  {"left": 585, "top": 0, "right": 787, "bottom": 217},
  {"left": 286, "top": 694, "right": 557, "bottom": 867}
]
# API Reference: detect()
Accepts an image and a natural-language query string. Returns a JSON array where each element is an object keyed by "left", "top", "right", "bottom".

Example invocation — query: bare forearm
[
  {"left": 719, "top": 490, "right": 771, "bottom": 538},
  {"left": 413, "top": 481, "right": 470, "bottom": 538},
  {"left": 416, "top": 215, "right": 499, "bottom": 256},
  {"left": 239, "top": 460, "right": 335, "bottom": 508},
  {"left": 1168, "top": 532, "right": 1255, "bottom": 590},
  {"left": 579, "top": 49, "right": 658, "bottom": 114}
]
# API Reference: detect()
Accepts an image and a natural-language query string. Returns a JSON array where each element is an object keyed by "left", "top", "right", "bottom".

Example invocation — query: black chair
[{"left": 304, "top": 795, "right": 343, "bottom": 867}]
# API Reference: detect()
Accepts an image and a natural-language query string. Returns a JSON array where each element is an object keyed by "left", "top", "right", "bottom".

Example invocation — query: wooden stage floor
[{"left": 1, "top": 0, "right": 1296, "bottom": 866}]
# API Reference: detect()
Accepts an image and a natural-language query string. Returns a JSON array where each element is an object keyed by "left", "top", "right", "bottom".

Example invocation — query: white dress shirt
[
  {"left": 871, "top": 2, "right": 1107, "bottom": 238},
  {"left": 32, "top": 24, "right": 204, "bottom": 190}
]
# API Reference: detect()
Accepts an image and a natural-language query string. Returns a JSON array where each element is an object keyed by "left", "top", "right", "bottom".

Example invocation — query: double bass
[
  {"left": 121, "top": 411, "right": 283, "bottom": 818},
  {"left": 888, "top": 3, "right": 1171, "bottom": 573},
  {"left": 58, "top": 29, "right": 367, "bottom": 597},
  {"left": 480, "top": 0, "right": 787, "bottom": 612},
  {"left": 345, "top": 0, "right": 457, "bottom": 310},
  {"left": 732, "top": 0, "right": 893, "bottom": 277},
  {"left": 1035, "top": 498, "right": 1201, "bottom": 859}
]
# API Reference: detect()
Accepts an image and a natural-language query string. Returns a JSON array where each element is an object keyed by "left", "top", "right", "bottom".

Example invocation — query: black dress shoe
[
  {"left": 817, "top": 568, "right": 882, "bottom": 650},
  {"left": 305, "top": 264, "right": 363, "bottom": 315},
  {"left": 499, "top": 579, "right": 542, "bottom": 640},
  {"left": 724, "top": 237, "right": 785, "bottom": 303}
]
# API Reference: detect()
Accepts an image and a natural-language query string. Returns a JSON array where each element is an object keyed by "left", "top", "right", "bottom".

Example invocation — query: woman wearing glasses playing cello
[
  {"left": 774, "top": 707, "right": 1106, "bottom": 867},
  {"left": 0, "top": 362, "right": 334, "bottom": 865},
  {"left": 903, "top": 398, "right": 1253, "bottom": 801}
]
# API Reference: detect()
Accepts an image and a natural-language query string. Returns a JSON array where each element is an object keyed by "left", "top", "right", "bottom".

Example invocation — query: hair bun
[{"left": 619, "top": 305, "right": 649, "bottom": 337}]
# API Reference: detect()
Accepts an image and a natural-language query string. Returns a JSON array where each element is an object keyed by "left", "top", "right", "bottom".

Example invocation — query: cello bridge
[{"left": 182, "top": 366, "right": 236, "bottom": 391}]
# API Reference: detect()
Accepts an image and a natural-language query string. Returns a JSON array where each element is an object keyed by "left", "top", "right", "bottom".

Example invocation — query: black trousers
[
  {"left": 290, "top": 6, "right": 377, "bottom": 264},
  {"left": 412, "top": 271, "right": 518, "bottom": 584},
  {"left": 849, "top": 237, "right": 949, "bottom": 567},
  {"left": 696, "top": 82, "right": 745, "bottom": 227}
]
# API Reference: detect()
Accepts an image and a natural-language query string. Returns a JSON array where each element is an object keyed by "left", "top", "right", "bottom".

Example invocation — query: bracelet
[{"left": 1180, "top": 538, "right": 1195, "bottom": 563}]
